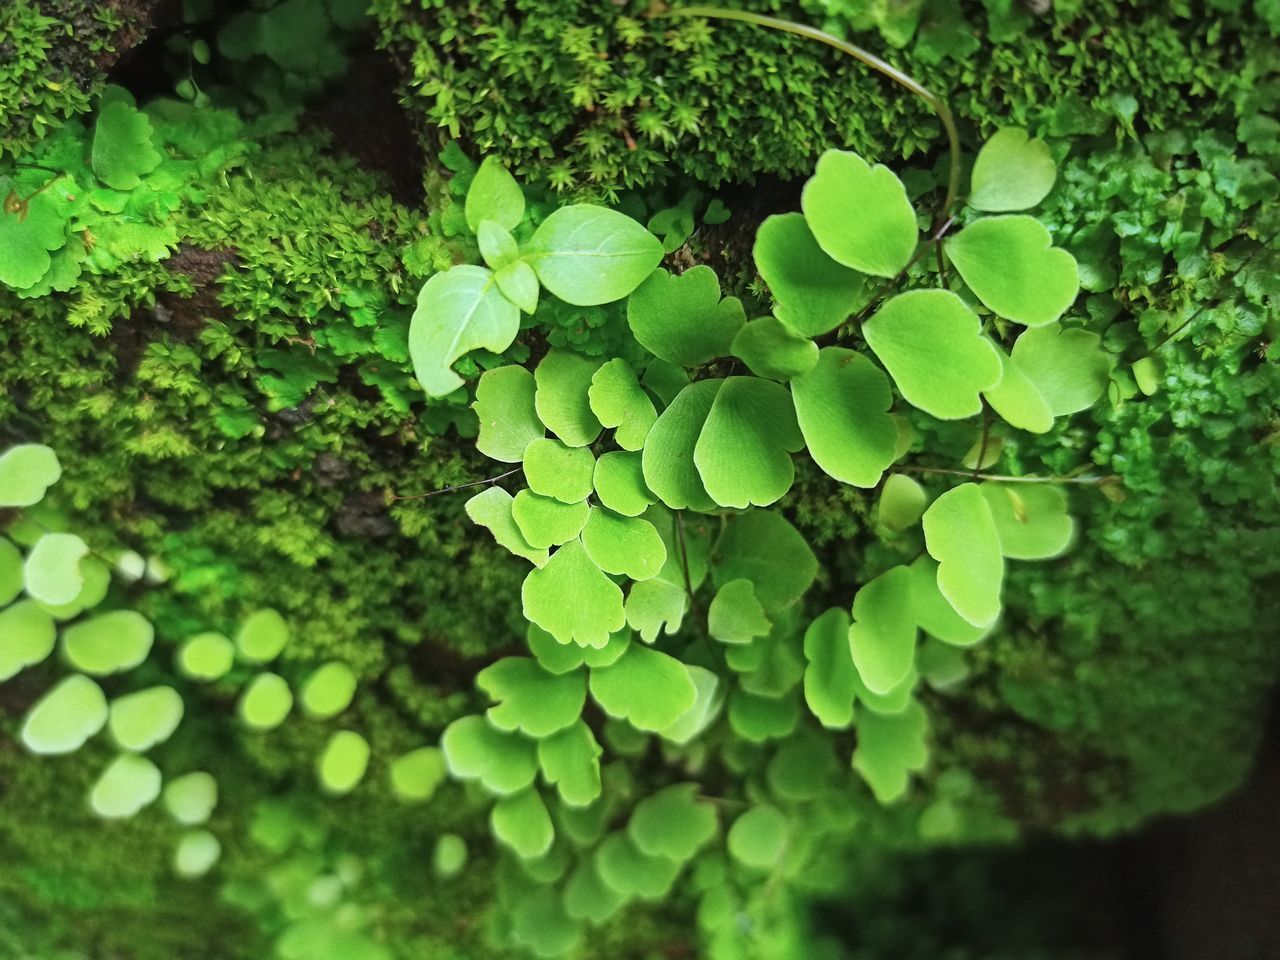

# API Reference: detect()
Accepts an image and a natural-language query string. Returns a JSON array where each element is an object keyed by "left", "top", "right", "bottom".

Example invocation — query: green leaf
[
  {"left": 534, "top": 350, "right": 604, "bottom": 447},
  {"left": 477, "top": 657, "right": 586, "bottom": 737},
  {"left": 713, "top": 511, "right": 817, "bottom": 611},
  {"left": 21, "top": 674, "right": 108, "bottom": 754},
  {"left": 440, "top": 715, "right": 538, "bottom": 796},
  {"left": 235, "top": 608, "right": 288, "bottom": 663},
  {"left": 512, "top": 491, "right": 590, "bottom": 549},
  {"left": 588, "top": 359, "right": 657, "bottom": 451},
  {"left": 1008, "top": 323, "right": 1112, "bottom": 416},
  {"left": 238, "top": 673, "right": 293, "bottom": 731},
  {"left": 802, "top": 608, "right": 857, "bottom": 729},
  {"left": 474, "top": 366, "right": 544, "bottom": 463},
  {"left": 727, "top": 689, "right": 799, "bottom": 743},
  {"left": 853, "top": 666, "right": 919, "bottom": 716},
  {"left": 852, "top": 699, "right": 929, "bottom": 803},
  {"left": 0, "top": 188, "right": 68, "bottom": 289},
  {"left": 512, "top": 887, "right": 582, "bottom": 957},
  {"left": 863, "top": 290, "right": 1003, "bottom": 419},
  {"left": 564, "top": 857, "right": 625, "bottom": 925},
  {"left": 389, "top": 747, "right": 447, "bottom": 803},
  {"left": 629, "top": 784, "right": 717, "bottom": 862},
  {"left": 848, "top": 566, "right": 918, "bottom": 695},
  {"left": 525, "top": 205, "right": 664, "bottom": 306},
  {"left": 299, "top": 662, "right": 358, "bottom": 719},
  {"left": 801, "top": 150, "right": 918, "bottom": 277},
  {"left": 494, "top": 259, "right": 540, "bottom": 314},
  {"left": 907, "top": 556, "right": 992, "bottom": 647},
  {"left": 317, "top": 730, "right": 370, "bottom": 795},
  {"left": 878, "top": 474, "right": 927, "bottom": 531},
  {"left": 727, "top": 805, "right": 789, "bottom": 869},
  {"left": 968, "top": 128, "right": 1057, "bottom": 212},
  {"left": 0, "top": 537, "right": 21, "bottom": 605},
  {"left": 596, "top": 833, "right": 681, "bottom": 901},
  {"left": 581, "top": 509, "right": 667, "bottom": 581},
  {"left": 753, "top": 212, "right": 867, "bottom": 337},
  {"left": 626, "top": 266, "right": 746, "bottom": 367},
  {"left": 523, "top": 438, "right": 596, "bottom": 502},
  {"left": 983, "top": 340, "right": 1055, "bottom": 434},
  {"left": 90, "top": 754, "right": 162, "bottom": 819},
  {"left": 537, "top": 720, "right": 602, "bottom": 807},
  {"left": 922, "top": 483, "right": 1004, "bottom": 628},
  {"left": 434, "top": 834, "right": 468, "bottom": 878},
  {"left": 918, "top": 638, "right": 969, "bottom": 690},
  {"left": 522, "top": 539, "right": 625, "bottom": 647},
  {"left": 163, "top": 772, "right": 217, "bottom": 825},
  {"left": 466, "top": 487, "right": 549, "bottom": 566},
  {"left": 24, "top": 532, "right": 88, "bottom": 606},
  {"left": 708, "top": 578, "right": 771, "bottom": 645},
  {"left": 641, "top": 359, "right": 689, "bottom": 405},
  {"left": 980, "top": 482, "right": 1075, "bottom": 559},
  {"left": 528, "top": 623, "right": 628, "bottom": 674},
  {"left": 492, "top": 788, "right": 555, "bottom": 860},
  {"left": 624, "top": 578, "right": 687, "bottom": 644},
  {"left": 0, "top": 601, "right": 56, "bottom": 681},
  {"left": 465, "top": 156, "right": 525, "bottom": 233},
  {"left": 409, "top": 266, "right": 521, "bottom": 398},
  {"left": 791, "top": 348, "right": 897, "bottom": 488},
  {"left": 641, "top": 379, "right": 723, "bottom": 513},
  {"left": 730, "top": 317, "right": 819, "bottom": 381},
  {"left": 589, "top": 644, "right": 695, "bottom": 732},
  {"left": 592, "top": 452, "right": 654, "bottom": 517},
  {"left": 108, "top": 686, "right": 184, "bottom": 751},
  {"left": 176, "top": 631, "right": 235, "bottom": 681},
  {"left": 658, "top": 665, "right": 722, "bottom": 744},
  {"left": 0, "top": 444, "right": 61, "bottom": 506},
  {"left": 174, "top": 829, "right": 221, "bottom": 878},
  {"left": 92, "top": 99, "right": 162, "bottom": 190},
  {"left": 63, "top": 610, "right": 154, "bottom": 675},
  {"left": 694, "top": 376, "right": 803, "bottom": 509},
  {"left": 947, "top": 216, "right": 1080, "bottom": 327},
  {"left": 478, "top": 219, "right": 519, "bottom": 269}
]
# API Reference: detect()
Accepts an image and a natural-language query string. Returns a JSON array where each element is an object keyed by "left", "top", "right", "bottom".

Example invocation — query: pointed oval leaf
[
  {"left": 24, "top": 532, "right": 88, "bottom": 606},
  {"left": 947, "top": 215, "right": 1080, "bottom": 327},
  {"left": 512, "top": 491, "right": 590, "bottom": 549},
  {"left": 0, "top": 444, "right": 61, "bottom": 507},
  {"left": 522, "top": 539, "right": 625, "bottom": 647},
  {"left": 317, "top": 730, "right": 370, "bottom": 795},
  {"left": 63, "top": 610, "right": 154, "bottom": 675},
  {"left": 534, "top": 350, "right": 604, "bottom": 447},
  {"left": 693, "top": 376, "right": 803, "bottom": 509},
  {"left": 21, "top": 674, "right": 108, "bottom": 754},
  {"left": 641, "top": 379, "right": 723, "bottom": 513},
  {"left": 299, "top": 661, "right": 358, "bottom": 719},
  {"left": 848, "top": 566, "right": 918, "bottom": 695},
  {"left": 727, "top": 804, "right": 789, "bottom": 869},
  {"left": 108, "top": 685, "right": 184, "bottom": 751},
  {"left": 968, "top": 129, "right": 1057, "bottom": 212},
  {"left": 477, "top": 219, "right": 519, "bottom": 268},
  {"left": 466, "top": 157, "right": 525, "bottom": 232},
  {"left": 523, "top": 438, "right": 596, "bottom": 503},
  {"left": 176, "top": 631, "right": 235, "bottom": 681},
  {"left": 802, "top": 607, "right": 857, "bottom": 729},
  {"left": 592, "top": 451, "right": 654, "bottom": 517},
  {"left": 980, "top": 482, "right": 1075, "bottom": 559},
  {"left": 238, "top": 673, "right": 293, "bottom": 731},
  {"left": 492, "top": 788, "right": 554, "bottom": 860},
  {"left": 792, "top": 347, "right": 897, "bottom": 488},
  {"left": 801, "top": 150, "right": 918, "bottom": 277},
  {"left": 163, "top": 771, "right": 218, "bottom": 825},
  {"left": 440, "top": 714, "right": 538, "bottom": 796},
  {"left": 730, "top": 317, "right": 819, "bottom": 381},
  {"left": 494, "top": 259, "right": 540, "bottom": 314},
  {"left": 878, "top": 474, "right": 927, "bottom": 531},
  {"left": 753, "top": 212, "right": 867, "bottom": 337},
  {"left": 581, "top": 509, "right": 666, "bottom": 581},
  {"left": 465, "top": 487, "right": 548, "bottom": 567},
  {"left": 589, "top": 644, "right": 695, "bottom": 732},
  {"left": 922, "top": 483, "right": 1004, "bottom": 628},
  {"left": 90, "top": 753, "right": 162, "bottom": 819},
  {"left": 525, "top": 205, "right": 664, "bottom": 306},
  {"left": 1009, "top": 322, "right": 1112, "bottom": 416},
  {"left": 852, "top": 699, "right": 929, "bottom": 803},
  {"left": 588, "top": 359, "right": 657, "bottom": 451},
  {"left": 626, "top": 266, "right": 745, "bottom": 367},
  {"left": 409, "top": 265, "right": 521, "bottom": 398},
  {"left": 537, "top": 720, "right": 603, "bottom": 807},
  {"left": 0, "top": 600, "right": 56, "bottom": 680},
  {"left": 477, "top": 657, "right": 586, "bottom": 737},
  {"left": 474, "top": 366, "right": 543, "bottom": 463}
]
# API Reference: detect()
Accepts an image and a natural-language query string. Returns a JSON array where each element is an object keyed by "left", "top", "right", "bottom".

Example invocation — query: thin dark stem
[
  {"left": 390, "top": 468, "right": 520, "bottom": 502},
  {"left": 971, "top": 406, "right": 991, "bottom": 478},
  {"left": 899, "top": 466, "right": 1111, "bottom": 486},
  {"left": 674, "top": 511, "right": 700, "bottom": 621}
]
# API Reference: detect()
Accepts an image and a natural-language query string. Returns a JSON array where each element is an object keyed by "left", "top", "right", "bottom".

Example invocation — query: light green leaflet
[
  {"left": 727, "top": 804, "right": 789, "bottom": 869},
  {"left": 174, "top": 830, "right": 221, "bottom": 878},
  {"left": 564, "top": 857, "right": 625, "bottom": 924},
  {"left": 163, "top": 772, "right": 218, "bottom": 825},
  {"left": 853, "top": 666, "right": 919, "bottom": 716},
  {"left": 235, "top": 608, "right": 288, "bottom": 662},
  {"left": 176, "top": 631, "right": 235, "bottom": 681},
  {"left": 477, "top": 220, "right": 519, "bottom": 269},
  {"left": 791, "top": 348, "right": 898, "bottom": 488},
  {"left": 852, "top": 699, "right": 929, "bottom": 804},
  {"left": 495, "top": 259, "right": 539, "bottom": 314},
  {"left": 537, "top": 720, "right": 602, "bottom": 807},
  {"left": 21, "top": 674, "right": 109, "bottom": 754},
  {"left": 63, "top": 610, "right": 154, "bottom": 675},
  {"left": 512, "top": 888, "right": 581, "bottom": 957},
  {"left": 592, "top": 452, "right": 654, "bottom": 517},
  {"left": 92, "top": 98, "right": 161, "bottom": 190},
  {"left": 522, "top": 539, "right": 625, "bottom": 647},
  {"left": 299, "top": 661, "right": 358, "bottom": 719},
  {"left": 727, "top": 689, "right": 799, "bottom": 743},
  {"left": 476, "top": 657, "right": 586, "bottom": 737},
  {"left": 624, "top": 578, "right": 687, "bottom": 643},
  {"left": 39, "top": 555, "right": 109, "bottom": 621},
  {"left": 108, "top": 686, "right": 184, "bottom": 751},
  {"left": 522, "top": 438, "right": 596, "bottom": 503},
  {"left": 641, "top": 379, "right": 723, "bottom": 513},
  {"left": 907, "top": 556, "right": 992, "bottom": 647},
  {"left": 0, "top": 537, "right": 21, "bottom": 604},
  {"left": 658, "top": 665, "right": 722, "bottom": 745},
  {"left": 434, "top": 834, "right": 468, "bottom": 878},
  {"left": 440, "top": 714, "right": 538, "bottom": 796},
  {"left": 0, "top": 443, "right": 61, "bottom": 507},
  {"left": 465, "top": 157, "right": 525, "bottom": 233},
  {"left": 1007, "top": 323, "right": 1112, "bottom": 416},
  {"left": 589, "top": 644, "right": 695, "bottom": 732},
  {"left": 238, "top": 672, "right": 293, "bottom": 731},
  {"left": 693, "top": 376, "right": 804, "bottom": 509},
  {"left": 800, "top": 150, "right": 918, "bottom": 278},
  {"left": 753, "top": 212, "right": 866, "bottom": 337},
  {"left": 512, "top": 491, "right": 589, "bottom": 549},
  {"left": 534, "top": 350, "right": 604, "bottom": 447},
  {"left": 730, "top": 317, "right": 819, "bottom": 381},
  {"left": 596, "top": 832, "right": 681, "bottom": 901},
  {"left": 523, "top": 205, "right": 664, "bottom": 307},
  {"left": 0, "top": 601, "right": 56, "bottom": 680},
  {"left": 848, "top": 566, "right": 917, "bottom": 695},
  {"left": 984, "top": 341, "right": 1055, "bottom": 433},
  {"left": 878, "top": 474, "right": 927, "bottom": 531},
  {"left": 712, "top": 511, "right": 817, "bottom": 612},
  {"left": 389, "top": 747, "right": 447, "bottom": 803},
  {"left": 708, "top": 579, "right": 771, "bottom": 645},
  {"left": 922, "top": 483, "right": 1004, "bottom": 628},
  {"left": 947, "top": 215, "right": 1080, "bottom": 327},
  {"left": 491, "top": 789, "right": 554, "bottom": 860},
  {"left": 802, "top": 608, "right": 857, "bottom": 729},
  {"left": 629, "top": 784, "right": 717, "bottom": 862},
  {"left": 862, "top": 290, "right": 1003, "bottom": 420},
  {"left": 317, "top": 730, "right": 370, "bottom": 795},
  {"left": 980, "top": 482, "right": 1075, "bottom": 559},
  {"left": 626, "top": 266, "right": 746, "bottom": 367},
  {"left": 918, "top": 638, "right": 969, "bottom": 690},
  {"left": 90, "top": 753, "right": 162, "bottom": 819},
  {"left": 409, "top": 265, "right": 521, "bottom": 398},
  {"left": 465, "top": 487, "right": 548, "bottom": 567},
  {"left": 588, "top": 359, "right": 657, "bottom": 451},
  {"left": 528, "top": 623, "right": 629, "bottom": 674},
  {"left": 23, "top": 532, "right": 88, "bottom": 606},
  {"left": 0, "top": 186, "right": 65, "bottom": 289},
  {"left": 474, "top": 366, "right": 543, "bottom": 463},
  {"left": 968, "top": 128, "right": 1057, "bottom": 212},
  {"left": 580, "top": 509, "right": 666, "bottom": 581}
]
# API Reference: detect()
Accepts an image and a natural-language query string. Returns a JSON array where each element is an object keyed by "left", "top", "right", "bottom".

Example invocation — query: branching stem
[
  {"left": 899, "top": 466, "right": 1112, "bottom": 486},
  {"left": 390, "top": 468, "right": 521, "bottom": 502}
]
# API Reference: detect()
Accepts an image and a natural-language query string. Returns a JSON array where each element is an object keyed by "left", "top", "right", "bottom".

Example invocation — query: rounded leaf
[
  {"left": 792, "top": 348, "right": 897, "bottom": 488},
  {"left": 629, "top": 784, "right": 716, "bottom": 862},
  {"left": 477, "top": 657, "right": 586, "bottom": 738},
  {"left": 693, "top": 376, "right": 803, "bottom": 509},
  {"left": 63, "top": 610, "right": 154, "bottom": 675},
  {"left": 801, "top": 150, "right": 918, "bottom": 278},
  {"left": 409, "top": 265, "right": 521, "bottom": 398},
  {"left": 0, "top": 444, "right": 61, "bottom": 507},
  {"left": 163, "top": 771, "right": 218, "bottom": 825},
  {"left": 580, "top": 509, "right": 667, "bottom": 581},
  {"left": 491, "top": 788, "right": 554, "bottom": 860},
  {"left": 108, "top": 685, "right": 184, "bottom": 751},
  {"left": 512, "top": 491, "right": 590, "bottom": 549},
  {"left": 23, "top": 532, "right": 88, "bottom": 606},
  {"left": 980, "top": 482, "right": 1075, "bottom": 559},
  {"left": 729, "top": 316, "right": 819, "bottom": 381},
  {"left": 473, "top": 366, "right": 543, "bottom": 463},
  {"left": 176, "top": 631, "right": 235, "bottom": 681},
  {"left": 626, "top": 266, "right": 745, "bottom": 367},
  {"left": 238, "top": 673, "right": 293, "bottom": 730},
  {"left": 522, "top": 540, "right": 625, "bottom": 648},
  {"left": 235, "top": 608, "right": 288, "bottom": 663},
  {"left": 588, "top": 359, "right": 656, "bottom": 451},
  {"left": 465, "top": 487, "right": 548, "bottom": 567},
  {"left": 968, "top": 128, "right": 1057, "bottom": 212},
  {"left": 641, "top": 379, "right": 723, "bottom": 513},
  {"left": 465, "top": 157, "right": 525, "bottom": 233},
  {"left": 537, "top": 720, "right": 603, "bottom": 807},
  {"left": 317, "top": 730, "right": 370, "bottom": 795},
  {"left": 852, "top": 699, "right": 929, "bottom": 804},
  {"left": 522, "top": 438, "right": 596, "bottom": 503},
  {"left": 533, "top": 350, "right": 604, "bottom": 447},
  {"left": 802, "top": 607, "right": 857, "bottom": 729},
  {"left": 1009, "top": 323, "right": 1112, "bottom": 416},
  {"left": 0, "top": 600, "right": 56, "bottom": 680},
  {"left": 174, "top": 829, "right": 221, "bottom": 878},
  {"left": 713, "top": 511, "right": 816, "bottom": 611},
  {"left": 922, "top": 483, "right": 1004, "bottom": 628},
  {"left": 848, "top": 566, "right": 918, "bottom": 695},
  {"left": 299, "top": 661, "right": 358, "bottom": 719},
  {"left": 947, "top": 215, "right": 1080, "bottom": 327},
  {"left": 727, "top": 805, "right": 789, "bottom": 869},
  {"left": 588, "top": 644, "right": 695, "bottom": 732},
  {"left": 90, "top": 753, "right": 162, "bottom": 819},
  {"left": 440, "top": 714, "right": 538, "bottom": 796},
  {"left": 390, "top": 746, "right": 447, "bottom": 803},
  {"left": 878, "top": 474, "right": 927, "bottom": 531},
  {"left": 592, "top": 452, "right": 654, "bottom": 517},
  {"left": 21, "top": 674, "right": 108, "bottom": 755},
  {"left": 753, "top": 212, "right": 866, "bottom": 337}
]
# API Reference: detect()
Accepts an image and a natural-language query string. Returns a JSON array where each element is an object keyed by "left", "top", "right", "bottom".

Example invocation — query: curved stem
[
  {"left": 899, "top": 466, "right": 1113, "bottom": 486},
  {"left": 655, "top": 5, "right": 962, "bottom": 218}
]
